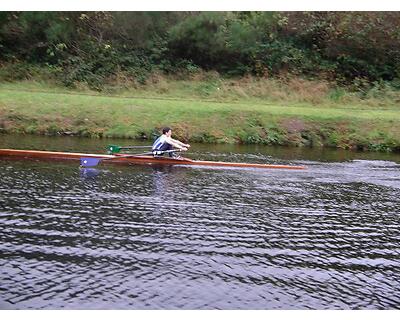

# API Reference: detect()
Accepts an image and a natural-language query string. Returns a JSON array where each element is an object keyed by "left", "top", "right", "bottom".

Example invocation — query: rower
[{"left": 152, "top": 127, "right": 190, "bottom": 158}]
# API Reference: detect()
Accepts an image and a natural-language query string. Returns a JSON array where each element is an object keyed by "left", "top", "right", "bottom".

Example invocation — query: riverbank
[{"left": 1, "top": 80, "right": 400, "bottom": 152}]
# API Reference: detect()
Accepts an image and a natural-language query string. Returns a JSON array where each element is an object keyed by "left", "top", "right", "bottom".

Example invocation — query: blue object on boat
[{"left": 80, "top": 157, "right": 102, "bottom": 167}]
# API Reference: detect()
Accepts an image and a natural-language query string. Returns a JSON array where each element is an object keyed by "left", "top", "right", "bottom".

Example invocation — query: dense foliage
[{"left": 1, "top": 12, "right": 400, "bottom": 89}]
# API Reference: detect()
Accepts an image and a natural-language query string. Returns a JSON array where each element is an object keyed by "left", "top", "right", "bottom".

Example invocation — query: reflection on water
[
  {"left": 80, "top": 168, "right": 101, "bottom": 180},
  {"left": 0, "top": 134, "right": 400, "bottom": 309},
  {"left": 1, "top": 133, "right": 400, "bottom": 164}
]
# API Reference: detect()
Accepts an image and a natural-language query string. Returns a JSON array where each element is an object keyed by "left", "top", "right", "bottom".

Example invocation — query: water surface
[{"left": 0, "top": 135, "right": 399, "bottom": 309}]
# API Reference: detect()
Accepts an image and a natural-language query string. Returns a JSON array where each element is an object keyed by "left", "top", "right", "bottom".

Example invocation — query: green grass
[{"left": 1, "top": 81, "right": 400, "bottom": 152}]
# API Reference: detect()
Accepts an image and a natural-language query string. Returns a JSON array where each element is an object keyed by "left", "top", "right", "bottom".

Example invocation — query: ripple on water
[{"left": 0, "top": 158, "right": 400, "bottom": 309}]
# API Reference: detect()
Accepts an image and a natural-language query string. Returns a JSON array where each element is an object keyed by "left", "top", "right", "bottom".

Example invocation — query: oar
[
  {"left": 107, "top": 144, "right": 153, "bottom": 154},
  {"left": 80, "top": 149, "right": 182, "bottom": 167}
]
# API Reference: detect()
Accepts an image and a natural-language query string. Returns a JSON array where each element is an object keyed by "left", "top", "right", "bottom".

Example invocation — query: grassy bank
[{"left": 1, "top": 79, "right": 400, "bottom": 152}]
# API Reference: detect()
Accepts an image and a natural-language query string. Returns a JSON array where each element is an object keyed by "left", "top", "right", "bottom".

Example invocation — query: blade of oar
[
  {"left": 81, "top": 149, "right": 182, "bottom": 167},
  {"left": 80, "top": 157, "right": 103, "bottom": 167},
  {"left": 107, "top": 144, "right": 153, "bottom": 154}
]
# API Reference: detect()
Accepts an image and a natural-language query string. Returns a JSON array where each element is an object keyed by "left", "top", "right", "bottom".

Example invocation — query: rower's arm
[
  {"left": 170, "top": 138, "right": 190, "bottom": 148},
  {"left": 165, "top": 137, "right": 186, "bottom": 149}
]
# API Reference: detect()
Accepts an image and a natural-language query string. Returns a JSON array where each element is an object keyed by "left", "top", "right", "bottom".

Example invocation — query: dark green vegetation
[
  {"left": 1, "top": 12, "right": 400, "bottom": 89},
  {"left": 0, "top": 12, "right": 400, "bottom": 152}
]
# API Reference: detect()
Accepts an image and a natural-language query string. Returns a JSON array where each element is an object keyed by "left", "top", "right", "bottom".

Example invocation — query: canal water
[{"left": 0, "top": 134, "right": 399, "bottom": 309}]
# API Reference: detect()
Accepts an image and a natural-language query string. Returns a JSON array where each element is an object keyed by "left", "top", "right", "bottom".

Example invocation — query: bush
[
  {"left": 0, "top": 62, "right": 60, "bottom": 82},
  {"left": 2, "top": 12, "right": 400, "bottom": 88}
]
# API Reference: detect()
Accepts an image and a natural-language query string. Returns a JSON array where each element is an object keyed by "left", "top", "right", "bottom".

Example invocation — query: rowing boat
[{"left": 0, "top": 148, "right": 306, "bottom": 170}]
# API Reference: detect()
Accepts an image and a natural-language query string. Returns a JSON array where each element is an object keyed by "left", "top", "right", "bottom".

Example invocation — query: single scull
[{"left": 0, "top": 148, "right": 306, "bottom": 170}]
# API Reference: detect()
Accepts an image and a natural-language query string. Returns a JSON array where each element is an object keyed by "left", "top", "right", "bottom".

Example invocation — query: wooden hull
[{"left": 0, "top": 148, "right": 306, "bottom": 170}]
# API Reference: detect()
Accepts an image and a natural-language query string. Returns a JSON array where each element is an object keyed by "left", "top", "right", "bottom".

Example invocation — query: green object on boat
[{"left": 107, "top": 145, "right": 121, "bottom": 154}]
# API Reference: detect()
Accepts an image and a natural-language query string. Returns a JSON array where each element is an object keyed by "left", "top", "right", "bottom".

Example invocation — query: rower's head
[{"left": 162, "top": 127, "right": 172, "bottom": 137}]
